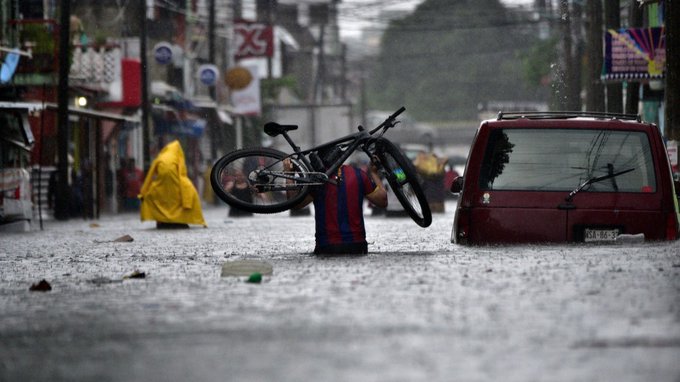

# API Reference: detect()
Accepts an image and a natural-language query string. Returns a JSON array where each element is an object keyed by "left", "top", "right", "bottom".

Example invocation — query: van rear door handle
[{"left": 557, "top": 203, "right": 576, "bottom": 210}]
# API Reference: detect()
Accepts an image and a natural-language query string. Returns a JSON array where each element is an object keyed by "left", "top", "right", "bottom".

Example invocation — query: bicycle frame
[
  {"left": 210, "top": 106, "right": 431, "bottom": 225},
  {"left": 252, "top": 107, "right": 406, "bottom": 190},
  {"left": 280, "top": 129, "right": 371, "bottom": 180},
  {"left": 276, "top": 107, "right": 407, "bottom": 185}
]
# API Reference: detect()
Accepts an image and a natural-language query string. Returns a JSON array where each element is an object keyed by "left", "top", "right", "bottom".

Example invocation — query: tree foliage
[{"left": 368, "top": 0, "right": 546, "bottom": 120}]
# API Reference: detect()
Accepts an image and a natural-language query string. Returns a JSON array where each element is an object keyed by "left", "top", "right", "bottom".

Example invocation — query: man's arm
[{"left": 283, "top": 158, "right": 313, "bottom": 209}]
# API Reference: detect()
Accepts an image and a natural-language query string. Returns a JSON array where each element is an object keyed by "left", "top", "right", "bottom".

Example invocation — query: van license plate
[{"left": 584, "top": 229, "right": 620, "bottom": 242}]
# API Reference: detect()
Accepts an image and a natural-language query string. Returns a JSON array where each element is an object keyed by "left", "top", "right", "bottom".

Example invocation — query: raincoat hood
[{"left": 139, "top": 140, "right": 206, "bottom": 226}]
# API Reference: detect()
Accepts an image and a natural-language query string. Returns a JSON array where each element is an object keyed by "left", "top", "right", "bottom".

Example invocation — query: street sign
[
  {"left": 225, "top": 66, "right": 252, "bottom": 90},
  {"left": 153, "top": 42, "right": 173, "bottom": 65},
  {"left": 197, "top": 64, "right": 219, "bottom": 86},
  {"left": 234, "top": 21, "right": 273, "bottom": 60},
  {"left": 603, "top": 27, "right": 665, "bottom": 81},
  {"left": 230, "top": 64, "right": 261, "bottom": 116},
  {"left": 668, "top": 141, "right": 678, "bottom": 166}
]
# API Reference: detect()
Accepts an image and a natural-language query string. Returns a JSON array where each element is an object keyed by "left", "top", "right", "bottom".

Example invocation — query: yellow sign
[{"left": 225, "top": 66, "right": 253, "bottom": 90}]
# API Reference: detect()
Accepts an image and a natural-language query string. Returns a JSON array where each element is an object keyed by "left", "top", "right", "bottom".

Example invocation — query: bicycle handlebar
[
  {"left": 390, "top": 106, "right": 406, "bottom": 120},
  {"left": 369, "top": 106, "right": 406, "bottom": 135}
]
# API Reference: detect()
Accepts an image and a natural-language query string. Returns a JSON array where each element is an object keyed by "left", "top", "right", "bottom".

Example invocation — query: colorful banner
[{"left": 603, "top": 27, "right": 665, "bottom": 81}]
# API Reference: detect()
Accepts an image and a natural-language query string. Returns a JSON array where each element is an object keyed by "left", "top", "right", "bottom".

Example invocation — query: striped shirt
[{"left": 312, "top": 165, "right": 377, "bottom": 248}]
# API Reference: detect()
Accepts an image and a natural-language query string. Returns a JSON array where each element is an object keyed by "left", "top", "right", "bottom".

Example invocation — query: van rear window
[{"left": 479, "top": 128, "right": 657, "bottom": 193}]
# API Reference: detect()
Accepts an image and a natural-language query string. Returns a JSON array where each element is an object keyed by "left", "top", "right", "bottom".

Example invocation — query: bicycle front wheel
[
  {"left": 375, "top": 139, "right": 432, "bottom": 227},
  {"left": 210, "top": 147, "right": 311, "bottom": 214}
]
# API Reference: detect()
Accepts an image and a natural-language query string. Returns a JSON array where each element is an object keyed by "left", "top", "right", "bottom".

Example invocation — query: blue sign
[
  {"left": 0, "top": 51, "right": 20, "bottom": 83},
  {"left": 153, "top": 42, "right": 173, "bottom": 65},
  {"left": 198, "top": 64, "right": 219, "bottom": 87}
]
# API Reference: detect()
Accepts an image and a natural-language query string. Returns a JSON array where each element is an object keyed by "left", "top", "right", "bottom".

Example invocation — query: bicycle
[{"left": 210, "top": 106, "right": 432, "bottom": 227}]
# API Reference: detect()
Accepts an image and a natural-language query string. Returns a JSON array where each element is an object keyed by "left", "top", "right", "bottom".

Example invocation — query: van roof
[
  {"left": 483, "top": 111, "right": 656, "bottom": 131},
  {"left": 494, "top": 111, "right": 641, "bottom": 122}
]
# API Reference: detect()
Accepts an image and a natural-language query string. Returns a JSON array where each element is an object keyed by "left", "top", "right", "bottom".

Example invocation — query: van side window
[
  {"left": 479, "top": 130, "right": 514, "bottom": 189},
  {"left": 478, "top": 128, "right": 657, "bottom": 193}
]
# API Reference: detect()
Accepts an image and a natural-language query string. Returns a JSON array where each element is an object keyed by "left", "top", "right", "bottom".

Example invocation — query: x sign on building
[{"left": 234, "top": 21, "right": 273, "bottom": 60}]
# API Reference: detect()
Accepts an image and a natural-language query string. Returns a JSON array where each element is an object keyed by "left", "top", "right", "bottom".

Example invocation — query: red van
[{"left": 450, "top": 112, "right": 680, "bottom": 244}]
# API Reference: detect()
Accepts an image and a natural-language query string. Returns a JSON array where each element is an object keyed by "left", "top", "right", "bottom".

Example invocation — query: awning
[
  {"left": 44, "top": 103, "right": 140, "bottom": 123},
  {"left": 0, "top": 101, "right": 44, "bottom": 112},
  {"left": 191, "top": 97, "right": 234, "bottom": 125},
  {"left": 151, "top": 104, "right": 206, "bottom": 137},
  {"left": 217, "top": 109, "right": 233, "bottom": 125},
  {"left": 0, "top": 101, "right": 140, "bottom": 124}
]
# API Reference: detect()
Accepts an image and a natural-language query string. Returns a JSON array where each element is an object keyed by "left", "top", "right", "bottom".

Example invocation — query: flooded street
[{"left": 1, "top": 202, "right": 679, "bottom": 381}]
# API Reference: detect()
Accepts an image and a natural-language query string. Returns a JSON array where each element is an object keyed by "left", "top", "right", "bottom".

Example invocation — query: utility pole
[
  {"left": 140, "top": 0, "right": 151, "bottom": 169},
  {"left": 604, "top": 0, "right": 623, "bottom": 113},
  {"left": 625, "top": 0, "right": 643, "bottom": 115},
  {"left": 55, "top": 0, "right": 71, "bottom": 221},
  {"left": 666, "top": 0, "right": 679, "bottom": 140},
  {"left": 208, "top": 0, "right": 217, "bottom": 160},
  {"left": 570, "top": 1, "right": 583, "bottom": 110},
  {"left": 266, "top": 0, "right": 275, "bottom": 100},
  {"left": 558, "top": 0, "right": 578, "bottom": 110},
  {"left": 585, "top": 0, "right": 605, "bottom": 111},
  {"left": 313, "top": 23, "right": 326, "bottom": 104}
]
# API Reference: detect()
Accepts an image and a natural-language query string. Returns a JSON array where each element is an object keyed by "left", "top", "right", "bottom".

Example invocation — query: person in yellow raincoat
[{"left": 139, "top": 140, "right": 207, "bottom": 228}]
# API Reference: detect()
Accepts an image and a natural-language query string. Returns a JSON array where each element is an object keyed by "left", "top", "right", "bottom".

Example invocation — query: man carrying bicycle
[{"left": 284, "top": 149, "right": 387, "bottom": 255}]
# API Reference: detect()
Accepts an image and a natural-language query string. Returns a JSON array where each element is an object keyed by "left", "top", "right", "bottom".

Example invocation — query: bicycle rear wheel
[
  {"left": 210, "top": 147, "right": 311, "bottom": 214},
  {"left": 375, "top": 139, "right": 432, "bottom": 227}
]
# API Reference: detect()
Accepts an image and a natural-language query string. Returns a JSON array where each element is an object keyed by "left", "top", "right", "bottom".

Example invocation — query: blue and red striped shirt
[{"left": 312, "top": 165, "right": 377, "bottom": 248}]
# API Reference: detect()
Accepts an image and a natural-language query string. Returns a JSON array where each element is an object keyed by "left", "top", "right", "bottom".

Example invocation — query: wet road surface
[{"left": 1, "top": 202, "right": 679, "bottom": 381}]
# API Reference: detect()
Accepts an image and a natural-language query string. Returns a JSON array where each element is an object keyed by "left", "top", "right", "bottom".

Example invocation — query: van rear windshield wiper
[{"left": 565, "top": 167, "right": 635, "bottom": 202}]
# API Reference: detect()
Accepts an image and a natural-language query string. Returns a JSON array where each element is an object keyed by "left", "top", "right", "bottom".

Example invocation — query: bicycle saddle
[{"left": 264, "top": 122, "right": 298, "bottom": 137}]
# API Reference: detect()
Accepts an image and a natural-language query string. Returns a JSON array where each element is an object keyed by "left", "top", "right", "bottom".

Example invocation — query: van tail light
[
  {"left": 14, "top": 187, "right": 21, "bottom": 199},
  {"left": 666, "top": 212, "right": 679, "bottom": 241}
]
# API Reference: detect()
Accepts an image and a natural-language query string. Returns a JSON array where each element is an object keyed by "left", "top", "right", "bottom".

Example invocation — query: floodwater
[{"left": 1, "top": 201, "right": 679, "bottom": 381}]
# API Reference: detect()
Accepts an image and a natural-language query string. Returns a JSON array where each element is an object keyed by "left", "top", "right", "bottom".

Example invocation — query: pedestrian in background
[
  {"left": 48, "top": 154, "right": 81, "bottom": 218},
  {"left": 223, "top": 169, "right": 253, "bottom": 217},
  {"left": 201, "top": 159, "right": 215, "bottom": 205},
  {"left": 414, "top": 151, "right": 447, "bottom": 213},
  {"left": 139, "top": 140, "right": 206, "bottom": 229},
  {"left": 116, "top": 157, "right": 126, "bottom": 211},
  {"left": 120, "top": 158, "right": 144, "bottom": 211}
]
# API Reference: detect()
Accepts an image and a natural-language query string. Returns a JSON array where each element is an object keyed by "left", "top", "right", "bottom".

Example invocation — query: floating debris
[
  {"left": 221, "top": 260, "right": 273, "bottom": 277},
  {"left": 94, "top": 234, "right": 134, "bottom": 244},
  {"left": 113, "top": 234, "right": 134, "bottom": 242},
  {"left": 615, "top": 233, "right": 645, "bottom": 244},
  {"left": 123, "top": 270, "right": 146, "bottom": 279},
  {"left": 246, "top": 272, "right": 262, "bottom": 283},
  {"left": 29, "top": 279, "right": 52, "bottom": 292},
  {"left": 88, "top": 276, "right": 122, "bottom": 286}
]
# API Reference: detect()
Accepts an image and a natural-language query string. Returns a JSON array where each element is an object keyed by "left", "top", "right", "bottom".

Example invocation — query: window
[{"left": 479, "top": 128, "right": 657, "bottom": 193}]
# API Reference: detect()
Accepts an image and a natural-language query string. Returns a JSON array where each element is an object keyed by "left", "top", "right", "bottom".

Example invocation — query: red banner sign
[{"left": 234, "top": 21, "right": 273, "bottom": 60}]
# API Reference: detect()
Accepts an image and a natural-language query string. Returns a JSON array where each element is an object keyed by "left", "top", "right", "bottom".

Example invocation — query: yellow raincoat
[{"left": 139, "top": 140, "right": 206, "bottom": 226}]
